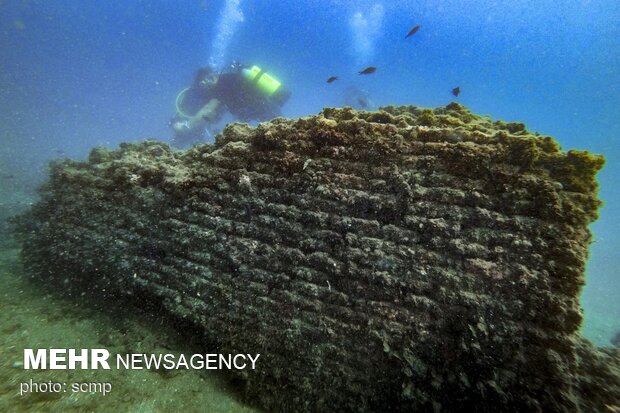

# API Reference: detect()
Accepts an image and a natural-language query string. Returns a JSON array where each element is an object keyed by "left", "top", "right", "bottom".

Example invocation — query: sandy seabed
[{"left": 0, "top": 238, "right": 262, "bottom": 413}]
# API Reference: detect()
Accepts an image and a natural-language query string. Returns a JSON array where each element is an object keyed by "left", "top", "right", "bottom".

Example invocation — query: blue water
[{"left": 0, "top": 0, "right": 618, "bottom": 344}]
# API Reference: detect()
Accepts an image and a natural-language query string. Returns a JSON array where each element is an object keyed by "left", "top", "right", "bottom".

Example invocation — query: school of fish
[{"left": 326, "top": 23, "right": 459, "bottom": 99}]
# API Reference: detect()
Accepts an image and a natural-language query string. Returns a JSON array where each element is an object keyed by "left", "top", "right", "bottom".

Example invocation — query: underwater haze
[{"left": 0, "top": 0, "right": 619, "bottom": 409}]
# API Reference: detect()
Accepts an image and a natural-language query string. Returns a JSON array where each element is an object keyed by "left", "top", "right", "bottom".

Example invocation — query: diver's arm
[
  {"left": 187, "top": 98, "right": 221, "bottom": 128},
  {"left": 172, "top": 98, "right": 221, "bottom": 135}
]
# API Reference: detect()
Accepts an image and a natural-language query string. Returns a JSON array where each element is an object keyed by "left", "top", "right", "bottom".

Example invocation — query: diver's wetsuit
[
  {"left": 182, "top": 68, "right": 290, "bottom": 123},
  {"left": 173, "top": 66, "right": 290, "bottom": 146},
  {"left": 212, "top": 70, "right": 290, "bottom": 122}
]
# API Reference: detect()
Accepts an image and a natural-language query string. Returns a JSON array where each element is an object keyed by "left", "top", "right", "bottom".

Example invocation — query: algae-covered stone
[{"left": 12, "top": 105, "right": 617, "bottom": 412}]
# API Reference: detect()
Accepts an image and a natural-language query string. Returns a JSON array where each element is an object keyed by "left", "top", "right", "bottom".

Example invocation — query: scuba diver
[
  {"left": 343, "top": 85, "right": 375, "bottom": 111},
  {"left": 171, "top": 62, "right": 291, "bottom": 146}
]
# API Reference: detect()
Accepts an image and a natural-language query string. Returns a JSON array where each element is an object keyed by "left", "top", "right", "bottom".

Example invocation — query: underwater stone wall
[{"left": 14, "top": 104, "right": 620, "bottom": 412}]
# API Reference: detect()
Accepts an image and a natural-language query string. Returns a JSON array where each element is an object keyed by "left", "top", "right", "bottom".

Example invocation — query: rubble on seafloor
[{"left": 12, "top": 104, "right": 620, "bottom": 412}]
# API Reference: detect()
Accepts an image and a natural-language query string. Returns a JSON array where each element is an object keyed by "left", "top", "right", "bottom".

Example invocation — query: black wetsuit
[
  {"left": 173, "top": 67, "right": 290, "bottom": 146},
  {"left": 181, "top": 68, "right": 290, "bottom": 123},
  {"left": 212, "top": 71, "right": 290, "bottom": 122}
]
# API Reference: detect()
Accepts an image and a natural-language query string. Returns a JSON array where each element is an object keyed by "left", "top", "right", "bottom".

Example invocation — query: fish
[
  {"left": 357, "top": 97, "right": 369, "bottom": 109},
  {"left": 1, "top": 174, "right": 15, "bottom": 180},
  {"left": 405, "top": 24, "right": 420, "bottom": 38},
  {"left": 358, "top": 66, "right": 376, "bottom": 75},
  {"left": 326, "top": 76, "right": 338, "bottom": 83},
  {"left": 452, "top": 87, "right": 460, "bottom": 97}
]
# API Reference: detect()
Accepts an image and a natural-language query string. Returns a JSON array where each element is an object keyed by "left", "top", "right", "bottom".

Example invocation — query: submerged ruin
[{"left": 13, "top": 104, "right": 620, "bottom": 412}]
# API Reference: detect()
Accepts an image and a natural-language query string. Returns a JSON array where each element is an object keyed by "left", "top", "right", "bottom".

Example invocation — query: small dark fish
[
  {"left": 244, "top": 203, "right": 254, "bottom": 222},
  {"left": 358, "top": 66, "right": 376, "bottom": 75},
  {"left": 326, "top": 76, "right": 338, "bottom": 83},
  {"left": 357, "top": 97, "right": 369, "bottom": 109},
  {"left": 1, "top": 174, "right": 15, "bottom": 180},
  {"left": 405, "top": 24, "right": 420, "bottom": 39},
  {"left": 452, "top": 86, "right": 460, "bottom": 97},
  {"left": 53, "top": 148, "right": 65, "bottom": 155}
]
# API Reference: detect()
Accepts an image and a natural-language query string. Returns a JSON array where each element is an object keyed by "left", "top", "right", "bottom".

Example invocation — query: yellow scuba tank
[{"left": 242, "top": 65, "right": 282, "bottom": 97}]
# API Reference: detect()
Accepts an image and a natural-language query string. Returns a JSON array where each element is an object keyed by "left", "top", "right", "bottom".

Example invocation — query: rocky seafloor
[{"left": 12, "top": 104, "right": 620, "bottom": 412}]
